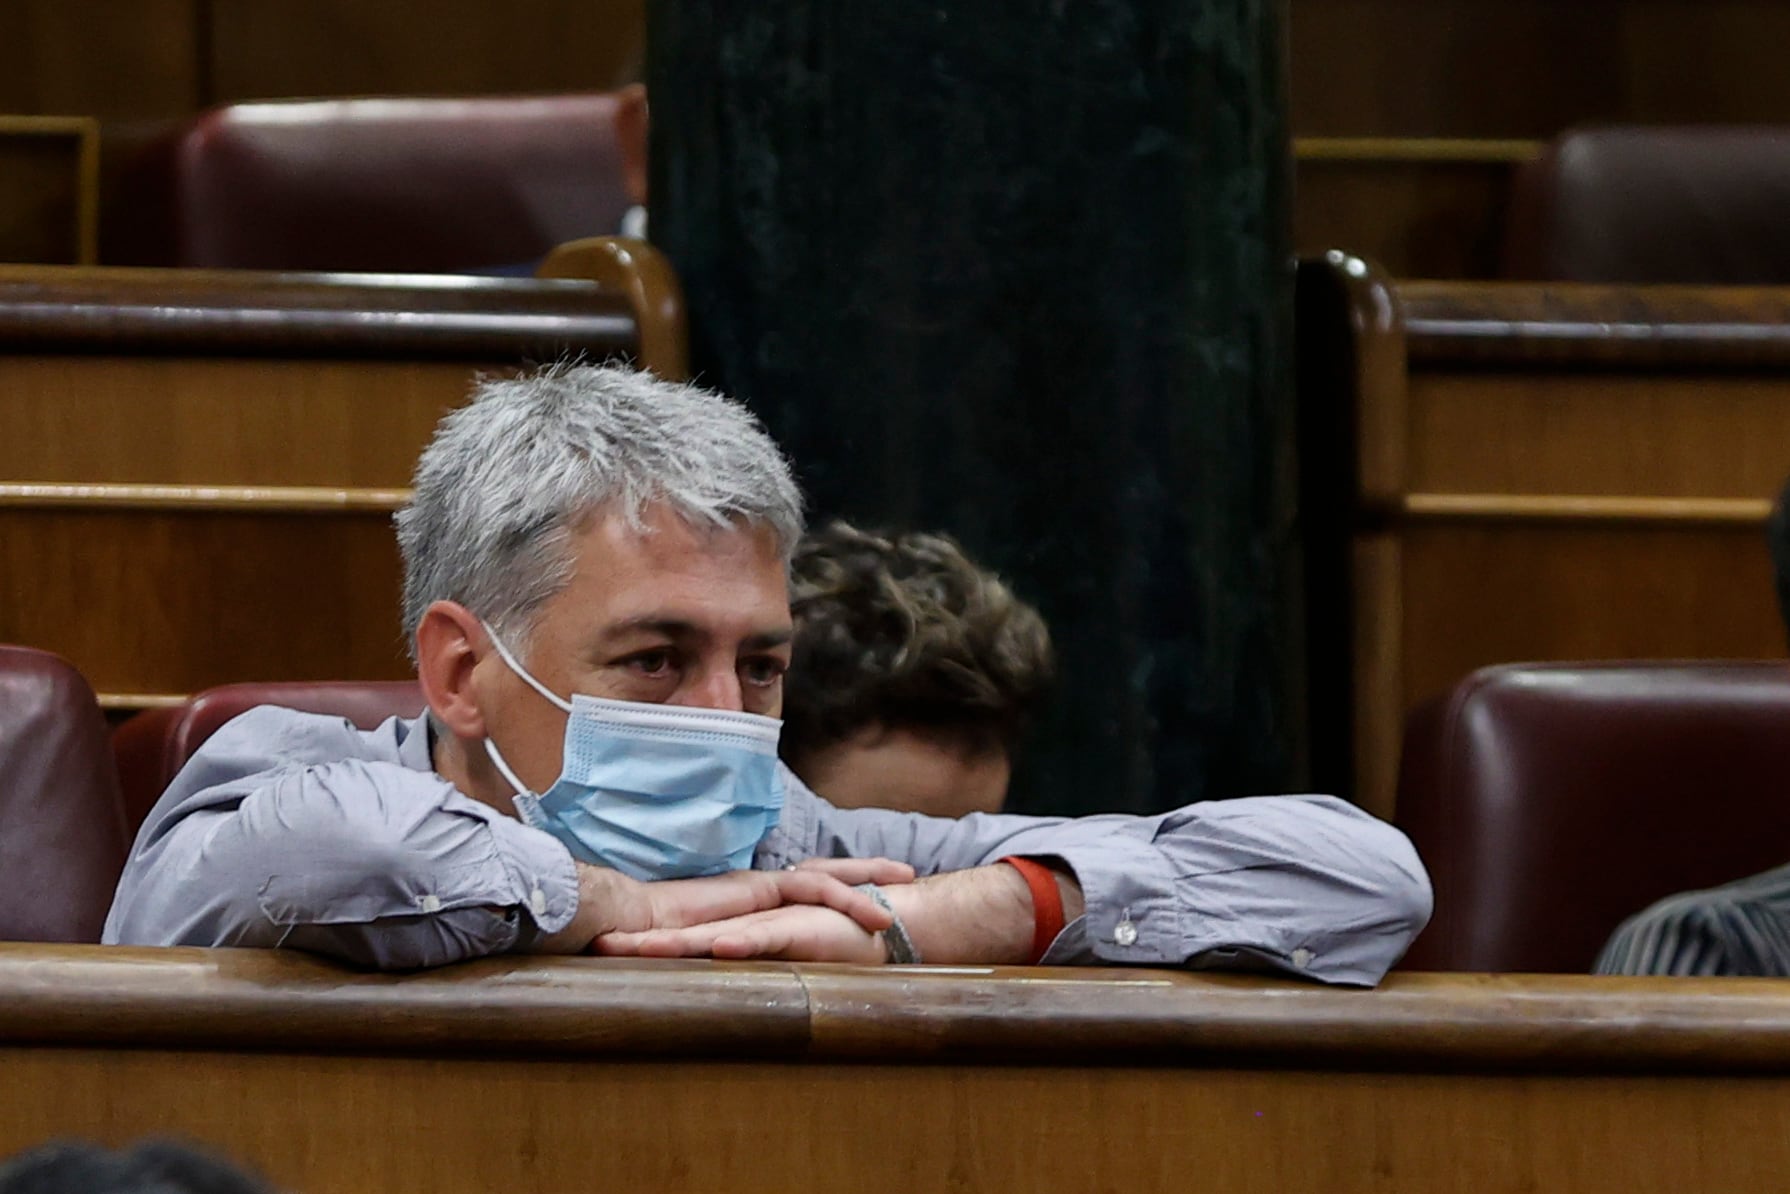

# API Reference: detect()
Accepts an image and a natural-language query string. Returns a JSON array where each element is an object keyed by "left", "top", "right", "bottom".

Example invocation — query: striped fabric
[{"left": 1594, "top": 863, "right": 1790, "bottom": 976}]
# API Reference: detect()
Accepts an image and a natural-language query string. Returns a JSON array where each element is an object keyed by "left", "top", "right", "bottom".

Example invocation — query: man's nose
[{"left": 675, "top": 663, "right": 744, "bottom": 712}]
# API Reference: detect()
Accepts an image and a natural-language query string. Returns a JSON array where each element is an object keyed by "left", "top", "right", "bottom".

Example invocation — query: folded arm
[
  {"left": 767, "top": 789, "right": 1434, "bottom": 985},
  {"left": 106, "top": 756, "right": 914, "bottom": 970},
  {"left": 105, "top": 759, "right": 583, "bottom": 969}
]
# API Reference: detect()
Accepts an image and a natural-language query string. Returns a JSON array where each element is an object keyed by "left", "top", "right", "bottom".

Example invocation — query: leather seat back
[
  {"left": 113, "top": 681, "right": 426, "bottom": 834},
  {"left": 1397, "top": 661, "right": 1790, "bottom": 972},
  {"left": 1505, "top": 126, "right": 1790, "bottom": 283},
  {"left": 113, "top": 92, "right": 637, "bottom": 272},
  {"left": 0, "top": 646, "right": 129, "bottom": 942}
]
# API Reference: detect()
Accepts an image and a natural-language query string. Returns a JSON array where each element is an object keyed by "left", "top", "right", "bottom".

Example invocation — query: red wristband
[{"left": 999, "top": 856, "right": 1066, "bottom": 965}]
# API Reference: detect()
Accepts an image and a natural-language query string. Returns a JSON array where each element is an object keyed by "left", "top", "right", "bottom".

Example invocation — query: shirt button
[
  {"left": 530, "top": 888, "right": 548, "bottom": 917},
  {"left": 418, "top": 894, "right": 442, "bottom": 913},
  {"left": 1291, "top": 947, "right": 1313, "bottom": 969},
  {"left": 1114, "top": 918, "right": 1139, "bottom": 947}
]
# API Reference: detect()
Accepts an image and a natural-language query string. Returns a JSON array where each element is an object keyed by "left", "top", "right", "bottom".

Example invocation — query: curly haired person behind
[{"left": 781, "top": 522, "right": 1055, "bottom": 817}]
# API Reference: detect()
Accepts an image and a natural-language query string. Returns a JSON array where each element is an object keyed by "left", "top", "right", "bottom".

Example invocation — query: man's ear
[{"left": 415, "top": 601, "right": 489, "bottom": 741}]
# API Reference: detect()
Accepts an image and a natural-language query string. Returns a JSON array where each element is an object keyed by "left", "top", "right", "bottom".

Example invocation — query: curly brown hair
[{"left": 781, "top": 521, "right": 1055, "bottom": 768}]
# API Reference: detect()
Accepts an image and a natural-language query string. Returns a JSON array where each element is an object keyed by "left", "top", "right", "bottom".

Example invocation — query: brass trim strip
[
  {"left": 97, "top": 693, "right": 190, "bottom": 711},
  {"left": 1399, "top": 493, "right": 1772, "bottom": 526},
  {"left": 1295, "top": 137, "right": 1545, "bottom": 163},
  {"left": 0, "top": 116, "right": 96, "bottom": 137},
  {"left": 0, "top": 482, "right": 411, "bottom": 512}
]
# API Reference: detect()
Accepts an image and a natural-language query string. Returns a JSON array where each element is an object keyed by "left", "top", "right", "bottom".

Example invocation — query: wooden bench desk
[
  {"left": 1, "top": 945, "right": 1787, "bottom": 1192},
  {"left": 1298, "top": 257, "right": 1790, "bottom": 813},
  {"left": 0, "top": 255, "right": 677, "bottom": 711}
]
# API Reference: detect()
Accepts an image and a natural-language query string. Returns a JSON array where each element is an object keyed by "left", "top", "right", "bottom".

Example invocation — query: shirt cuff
[
  {"left": 1031, "top": 840, "right": 1183, "bottom": 965},
  {"left": 490, "top": 817, "right": 580, "bottom": 935}
]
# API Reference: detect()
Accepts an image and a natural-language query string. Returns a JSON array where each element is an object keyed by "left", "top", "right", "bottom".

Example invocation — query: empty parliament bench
[
  {"left": 1297, "top": 255, "right": 1790, "bottom": 814},
  {"left": 0, "top": 246, "right": 680, "bottom": 714}
]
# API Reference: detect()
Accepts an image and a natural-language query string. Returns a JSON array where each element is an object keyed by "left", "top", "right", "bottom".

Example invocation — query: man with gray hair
[{"left": 106, "top": 365, "right": 1431, "bottom": 981}]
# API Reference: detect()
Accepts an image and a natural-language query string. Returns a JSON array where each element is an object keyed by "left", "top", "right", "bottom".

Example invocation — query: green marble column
[{"left": 650, "top": 3, "right": 1301, "bottom": 815}]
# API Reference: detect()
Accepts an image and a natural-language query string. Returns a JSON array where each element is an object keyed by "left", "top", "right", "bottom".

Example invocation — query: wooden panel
[
  {"left": 0, "top": 357, "right": 488, "bottom": 486},
  {"left": 0, "top": 267, "right": 648, "bottom": 703},
  {"left": 1397, "top": 525, "right": 1783, "bottom": 709},
  {"left": 0, "top": 509, "right": 408, "bottom": 696},
  {"left": 207, "top": 0, "right": 645, "bottom": 102},
  {"left": 0, "top": 119, "right": 97, "bottom": 266},
  {"left": 9, "top": 951, "right": 1790, "bottom": 1192},
  {"left": 1289, "top": 0, "right": 1790, "bottom": 139},
  {"left": 1289, "top": 0, "right": 1630, "bottom": 138},
  {"left": 3, "top": 1052, "right": 1789, "bottom": 1194},
  {"left": 1295, "top": 259, "right": 1790, "bottom": 811},
  {"left": 0, "top": 0, "right": 198, "bottom": 118},
  {"left": 1295, "top": 156, "right": 1527, "bottom": 280},
  {"left": 1407, "top": 373, "right": 1790, "bottom": 500},
  {"left": 1617, "top": 1, "right": 1790, "bottom": 125}
]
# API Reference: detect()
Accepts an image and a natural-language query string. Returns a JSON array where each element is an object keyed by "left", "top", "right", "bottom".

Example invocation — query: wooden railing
[
  {"left": 0, "top": 250, "right": 680, "bottom": 709},
  {"left": 3, "top": 945, "right": 1790, "bottom": 1192},
  {"left": 1298, "top": 255, "right": 1790, "bottom": 813}
]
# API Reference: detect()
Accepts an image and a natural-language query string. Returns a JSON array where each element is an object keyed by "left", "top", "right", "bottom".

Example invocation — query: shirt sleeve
[
  {"left": 105, "top": 756, "right": 580, "bottom": 970},
  {"left": 759, "top": 774, "right": 1433, "bottom": 986},
  {"left": 1594, "top": 892, "right": 1741, "bottom": 977}
]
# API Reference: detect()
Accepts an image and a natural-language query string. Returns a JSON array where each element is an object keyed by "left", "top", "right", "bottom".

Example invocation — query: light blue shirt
[{"left": 103, "top": 707, "right": 1432, "bottom": 984}]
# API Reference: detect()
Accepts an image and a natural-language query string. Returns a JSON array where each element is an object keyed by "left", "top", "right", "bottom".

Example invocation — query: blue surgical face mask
[{"left": 481, "top": 627, "right": 785, "bottom": 880}]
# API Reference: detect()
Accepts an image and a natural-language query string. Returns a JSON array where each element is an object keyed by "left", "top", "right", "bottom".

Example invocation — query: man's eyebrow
[
  {"left": 600, "top": 618, "right": 793, "bottom": 650},
  {"left": 600, "top": 617, "right": 703, "bottom": 641}
]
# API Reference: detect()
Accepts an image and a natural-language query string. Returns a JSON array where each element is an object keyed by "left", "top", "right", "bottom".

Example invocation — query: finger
[
  {"left": 598, "top": 907, "right": 792, "bottom": 957},
  {"left": 793, "top": 857, "right": 917, "bottom": 886},
  {"left": 769, "top": 870, "right": 893, "bottom": 931},
  {"left": 710, "top": 916, "right": 884, "bottom": 964},
  {"left": 649, "top": 871, "right": 787, "bottom": 929},
  {"left": 594, "top": 925, "right": 725, "bottom": 957},
  {"left": 709, "top": 923, "right": 801, "bottom": 959}
]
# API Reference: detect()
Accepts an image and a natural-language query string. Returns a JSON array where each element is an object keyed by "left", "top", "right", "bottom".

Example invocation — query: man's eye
[
  {"left": 741, "top": 657, "right": 786, "bottom": 687},
  {"left": 629, "top": 650, "right": 675, "bottom": 677}
]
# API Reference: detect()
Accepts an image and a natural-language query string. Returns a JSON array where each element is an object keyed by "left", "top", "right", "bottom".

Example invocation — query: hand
[
  {"left": 595, "top": 902, "right": 888, "bottom": 963},
  {"left": 537, "top": 856, "right": 914, "bottom": 954}
]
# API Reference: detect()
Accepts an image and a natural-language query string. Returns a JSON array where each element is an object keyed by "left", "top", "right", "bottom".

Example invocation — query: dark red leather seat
[
  {"left": 1504, "top": 126, "right": 1790, "bottom": 283},
  {"left": 0, "top": 646, "right": 129, "bottom": 942},
  {"left": 112, "top": 681, "right": 425, "bottom": 834},
  {"left": 110, "top": 91, "right": 639, "bottom": 273},
  {"left": 1396, "top": 661, "right": 1790, "bottom": 972}
]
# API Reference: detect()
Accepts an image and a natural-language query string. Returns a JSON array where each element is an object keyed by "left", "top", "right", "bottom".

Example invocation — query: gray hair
[{"left": 395, "top": 364, "right": 804, "bottom": 658}]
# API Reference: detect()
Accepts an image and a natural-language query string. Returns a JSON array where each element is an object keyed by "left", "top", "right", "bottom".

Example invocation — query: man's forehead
[
  {"left": 573, "top": 501, "right": 787, "bottom": 564},
  {"left": 550, "top": 505, "right": 793, "bottom": 642}
]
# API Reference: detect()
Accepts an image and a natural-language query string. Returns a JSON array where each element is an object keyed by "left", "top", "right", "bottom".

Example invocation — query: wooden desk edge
[
  {"left": 1398, "top": 279, "right": 1790, "bottom": 369},
  {"left": 6, "top": 945, "right": 1790, "bottom": 1072},
  {"left": 0, "top": 266, "right": 639, "bottom": 359}
]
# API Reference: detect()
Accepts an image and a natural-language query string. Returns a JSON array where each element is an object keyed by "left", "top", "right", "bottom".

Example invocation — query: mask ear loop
[
  {"left": 486, "top": 738, "right": 551, "bottom": 829},
  {"left": 479, "top": 622, "right": 572, "bottom": 810},
  {"left": 482, "top": 624, "right": 574, "bottom": 713},
  {"left": 483, "top": 738, "right": 534, "bottom": 799}
]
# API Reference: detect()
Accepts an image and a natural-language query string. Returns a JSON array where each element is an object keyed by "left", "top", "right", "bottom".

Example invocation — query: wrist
[
  {"left": 883, "top": 867, "right": 1034, "bottom": 965},
  {"left": 854, "top": 883, "right": 920, "bottom": 963},
  {"left": 538, "top": 864, "right": 640, "bottom": 954},
  {"left": 999, "top": 856, "right": 1081, "bottom": 963}
]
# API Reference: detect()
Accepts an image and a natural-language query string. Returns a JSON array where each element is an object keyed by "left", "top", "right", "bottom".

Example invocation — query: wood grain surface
[
  {"left": 4, "top": 947, "right": 1790, "bottom": 1193},
  {"left": 12, "top": 945, "right": 1790, "bottom": 1070},
  {"left": 1298, "top": 258, "right": 1790, "bottom": 814},
  {"left": 0, "top": 266, "right": 634, "bottom": 358},
  {"left": 0, "top": 267, "right": 648, "bottom": 705}
]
